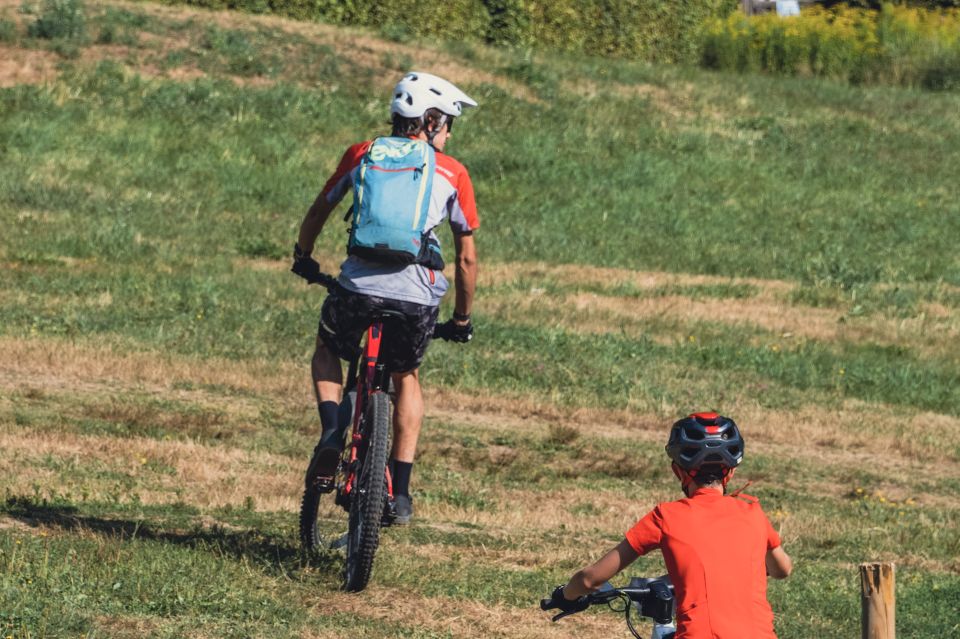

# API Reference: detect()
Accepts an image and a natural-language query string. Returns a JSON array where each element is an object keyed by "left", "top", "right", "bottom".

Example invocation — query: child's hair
[
  {"left": 692, "top": 464, "right": 729, "bottom": 486},
  {"left": 391, "top": 107, "right": 447, "bottom": 137}
]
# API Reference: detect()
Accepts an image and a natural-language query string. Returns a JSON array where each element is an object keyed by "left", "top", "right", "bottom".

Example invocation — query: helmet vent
[
  {"left": 686, "top": 429, "right": 705, "bottom": 441},
  {"left": 405, "top": 95, "right": 413, "bottom": 105},
  {"left": 704, "top": 453, "right": 722, "bottom": 463},
  {"left": 429, "top": 88, "right": 442, "bottom": 95}
]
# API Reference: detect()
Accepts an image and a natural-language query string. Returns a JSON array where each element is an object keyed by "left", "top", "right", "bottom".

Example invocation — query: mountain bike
[
  {"left": 541, "top": 576, "right": 677, "bottom": 639},
  {"left": 298, "top": 272, "right": 453, "bottom": 591}
]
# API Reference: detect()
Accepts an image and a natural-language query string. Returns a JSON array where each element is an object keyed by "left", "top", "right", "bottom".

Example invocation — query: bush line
[
  {"left": 701, "top": 4, "right": 960, "bottom": 90},
  {"left": 158, "top": 0, "right": 739, "bottom": 63}
]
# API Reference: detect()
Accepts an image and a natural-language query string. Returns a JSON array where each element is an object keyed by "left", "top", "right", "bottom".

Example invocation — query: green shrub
[
  {"left": 513, "top": 0, "right": 739, "bottom": 63},
  {"left": 200, "top": 26, "right": 273, "bottom": 76},
  {"left": 27, "top": 0, "right": 84, "bottom": 40},
  {"left": 0, "top": 17, "right": 17, "bottom": 42},
  {"left": 96, "top": 7, "right": 148, "bottom": 45},
  {"left": 484, "top": 0, "right": 531, "bottom": 47},
  {"left": 921, "top": 48, "right": 960, "bottom": 89},
  {"left": 701, "top": 4, "right": 960, "bottom": 88},
  {"left": 163, "top": 0, "right": 737, "bottom": 63}
]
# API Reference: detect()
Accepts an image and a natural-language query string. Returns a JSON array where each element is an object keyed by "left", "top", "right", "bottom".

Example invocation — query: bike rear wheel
[{"left": 343, "top": 391, "right": 390, "bottom": 592}]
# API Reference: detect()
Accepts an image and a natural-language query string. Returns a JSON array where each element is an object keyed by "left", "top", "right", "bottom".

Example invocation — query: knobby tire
[
  {"left": 344, "top": 391, "right": 390, "bottom": 592},
  {"left": 299, "top": 483, "right": 324, "bottom": 553}
]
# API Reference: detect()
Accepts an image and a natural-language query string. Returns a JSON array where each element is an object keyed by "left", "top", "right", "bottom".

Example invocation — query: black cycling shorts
[{"left": 318, "top": 286, "right": 439, "bottom": 373}]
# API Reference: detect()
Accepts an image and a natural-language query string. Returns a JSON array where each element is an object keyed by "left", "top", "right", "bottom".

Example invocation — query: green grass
[{"left": 1, "top": 3, "right": 959, "bottom": 638}]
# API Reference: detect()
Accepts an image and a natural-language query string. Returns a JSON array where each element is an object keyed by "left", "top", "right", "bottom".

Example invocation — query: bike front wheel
[{"left": 343, "top": 390, "right": 390, "bottom": 592}]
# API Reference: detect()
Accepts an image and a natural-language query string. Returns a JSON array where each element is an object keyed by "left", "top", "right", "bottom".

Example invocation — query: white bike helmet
[{"left": 390, "top": 72, "right": 477, "bottom": 119}]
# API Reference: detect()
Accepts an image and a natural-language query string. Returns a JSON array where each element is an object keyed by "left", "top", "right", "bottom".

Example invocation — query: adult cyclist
[
  {"left": 292, "top": 72, "right": 479, "bottom": 525},
  {"left": 543, "top": 413, "right": 793, "bottom": 638}
]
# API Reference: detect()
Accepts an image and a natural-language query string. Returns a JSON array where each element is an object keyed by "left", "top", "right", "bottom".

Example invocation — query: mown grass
[
  {"left": 2, "top": 401, "right": 958, "bottom": 637},
  {"left": 1, "top": 2, "right": 959, "bottom": 638}
]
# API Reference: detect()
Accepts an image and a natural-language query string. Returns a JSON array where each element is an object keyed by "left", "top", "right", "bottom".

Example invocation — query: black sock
[
  {"left": 391, "top": 459, "right": 413, "bottom": 497},
  {"left": 317, "top": 401, "right": 339, "bottom": 446}
]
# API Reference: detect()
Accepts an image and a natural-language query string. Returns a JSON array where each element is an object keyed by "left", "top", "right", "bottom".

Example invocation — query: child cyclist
[
  {"left": 291, "top": 72, "right": 479, "bottom": 525},
  {"left": 543, "top": 413, "right": 792, "bottom": 638}
]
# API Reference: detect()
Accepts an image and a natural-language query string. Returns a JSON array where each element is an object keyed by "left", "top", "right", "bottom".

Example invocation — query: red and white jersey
[{"left": 321, "top": 139, "right": 479, "bottom": 306}]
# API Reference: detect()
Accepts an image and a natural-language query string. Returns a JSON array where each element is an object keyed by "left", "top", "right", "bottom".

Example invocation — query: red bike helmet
[{"left": 666, "top": 412, "right": 744, "bottom": 476}]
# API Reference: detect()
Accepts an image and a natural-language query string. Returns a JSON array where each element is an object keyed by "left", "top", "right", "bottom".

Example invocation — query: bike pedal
[{"left": 309, "top": 476, "right": 336, "bottom": 493}]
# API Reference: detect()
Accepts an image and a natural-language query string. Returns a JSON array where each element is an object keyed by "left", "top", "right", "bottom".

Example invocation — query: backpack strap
[
  {"left": 410, "top": 140, "right": 432, "bottom": 232},
  {"left": 732, "top": 491, "right": 760, "bottom": 505},
  {"left": 343, "top": 138, "right": 378, "bottom": 223}
]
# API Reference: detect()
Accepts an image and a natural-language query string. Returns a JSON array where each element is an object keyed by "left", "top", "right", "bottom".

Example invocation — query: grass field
[{"left": 1, "top": 1, "right": 959, "bottom": 637}]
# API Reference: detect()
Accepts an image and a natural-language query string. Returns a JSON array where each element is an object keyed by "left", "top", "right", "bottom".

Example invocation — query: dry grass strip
[
  {"left": 240, "top": 258, "right": 958, "bottom": 354},
  {"left": 0, "top": 44, "right": 60, "bottom": 87},
  {"left": 0, "top": 428, "right": 303, "bottom": 511},
  {"left": 91, "top": 615, "right": 163, "bottom": 639},
  {"left": 478, "top": 281, "right": 956, "bottom": 359},
  {"left": 2, "top": 336, "right": 958, "bottom": 479},
  {"left": 304, "top": 583, "right": 623, "bottom": 639},
  {"left": 0, "top": 0, "right": 540, "bottom": 102}
]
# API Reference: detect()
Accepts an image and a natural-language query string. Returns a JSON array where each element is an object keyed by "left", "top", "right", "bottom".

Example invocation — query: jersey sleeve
[
  {"left": 447, "top": 166, "right": 480, "bottom": 234},
  {"left": 625, "top": 506, "right": 664, "bottom": 556},
  {"left": 320, "top": 141, "right": 370, "bottom": 205}
]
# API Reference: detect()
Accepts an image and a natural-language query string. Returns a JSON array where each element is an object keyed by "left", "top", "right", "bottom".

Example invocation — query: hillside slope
[{"left": 1, "top": 2, "right": 958, "bottom": 637}]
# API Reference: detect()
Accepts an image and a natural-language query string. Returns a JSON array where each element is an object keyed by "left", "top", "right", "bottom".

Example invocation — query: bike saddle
[{"left": 371, "top": 309, "right": 408, "bottom": 322}]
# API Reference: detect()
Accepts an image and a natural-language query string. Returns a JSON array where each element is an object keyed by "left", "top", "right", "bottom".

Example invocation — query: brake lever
[
  {"left": 551, "top": 610, "right": 577, "bottom": 622},
  {"left": 540, "top": 598, "right": 577, "bottom": 623}
]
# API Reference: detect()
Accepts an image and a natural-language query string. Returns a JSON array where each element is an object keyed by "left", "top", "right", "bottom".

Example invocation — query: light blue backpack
[{"left": 347, "top": 137, "right": 441, "bottom": 267}]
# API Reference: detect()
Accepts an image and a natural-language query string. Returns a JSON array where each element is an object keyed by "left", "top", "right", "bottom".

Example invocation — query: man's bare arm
[
  {"left": 297, "top": 192, "right": 338, "bottom": 255},
  {"left": 452, "top": 232, "right": 477, "bottom": 320}
]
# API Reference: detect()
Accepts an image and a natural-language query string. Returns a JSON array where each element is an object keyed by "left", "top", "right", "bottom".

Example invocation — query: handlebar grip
[
  {"left": 540, "top": 598, "right": 552, "bottom": 611},
  {"left": 309, "top": 273, "right": 338, "bottom": 289}
]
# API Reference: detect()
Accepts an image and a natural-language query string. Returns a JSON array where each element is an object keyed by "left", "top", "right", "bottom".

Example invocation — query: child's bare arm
[
  {"left": 562, "top": 539, "right": 640, "bottom": 599},
  {"left": 766, "top": 546, "right": 792, "bottom": 579}
]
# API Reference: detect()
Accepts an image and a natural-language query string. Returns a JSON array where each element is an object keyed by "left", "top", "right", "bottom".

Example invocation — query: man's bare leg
[
  {"left": 312, "top": 335, "right": 342, "bottom": 404},
  {"left": 390, "top": 368, "right": 423, "bottom": 463},
  {"left": 387, "top": 368, "right": 422, "bottom": 523},
  {"left": 306, "top": 336, "right": 344, "bottom": 487}
]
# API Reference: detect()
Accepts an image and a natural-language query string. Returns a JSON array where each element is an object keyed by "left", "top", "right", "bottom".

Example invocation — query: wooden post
[{"left": 860, "top": 562, "right": 895, "bottom": 639}]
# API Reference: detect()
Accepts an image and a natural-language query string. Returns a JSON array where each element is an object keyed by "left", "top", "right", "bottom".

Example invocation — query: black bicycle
[
  {"left": 541, "top": 576, "right": 677, "bottom": 639},
  {"left": 298, "top": 272, "right": 455, "bottom": 591}
]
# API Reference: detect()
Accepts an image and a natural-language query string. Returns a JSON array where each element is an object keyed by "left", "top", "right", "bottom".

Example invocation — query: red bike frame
[{"left": 342, "top": 320, "right": 394, "bottom": 501}]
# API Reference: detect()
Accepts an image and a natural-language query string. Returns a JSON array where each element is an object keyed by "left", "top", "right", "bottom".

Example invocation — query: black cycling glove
[
  {"left": 434, "top": 318, "right": 473, "bottom": 343},
  {"left": 543, "top": 585, "right": 589, "bottom": 615},
  {"left": 291, "top": 243, "right": 321, "bottom": 283}
]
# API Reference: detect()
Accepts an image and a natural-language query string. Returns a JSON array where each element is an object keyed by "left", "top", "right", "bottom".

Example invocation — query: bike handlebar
[
  {"left": 541, "top": 578, "right": 675, "bottom": 624},
  {"left": 306, "top": 272, "right": 339, "bottom": 290}
]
